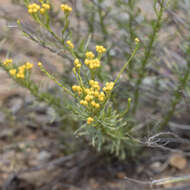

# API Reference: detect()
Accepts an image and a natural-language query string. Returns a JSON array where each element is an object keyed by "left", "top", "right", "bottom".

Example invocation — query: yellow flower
[
  {"left": 74, "top": 59, "right": 81, "bottom": 68},
  {"left": 42, "top": 3, "right": 50, "bottom": 10},
  {"left": 135, "top": 38, "right": 140, "bottom": 43},
  {"left": 98, "top": 96, "right": 105, "bottom": 102},
  {"left": 18, "top": 65, "right": 26, "bottom": 72},
  {"left": 3, "top": 59, "right": 12, "bottom": 65},
  {"left": 93, "top": 58, "right": 100, "bottom": 68},
  {"left": 66, "top": 40, "right": 74, "bottom": 49},
  {"left": 103, "top": 82, "right": 115, "bottom": 92},
  {"left": 38, "top": 62, "right": 42, "bottom": 67},
  {"left": 16, "top": 72, "right": 25, "bottom": 79},
  {"left": 9, "top": 69, "right": 16, "bottom": 76},
  {"left": 96, "top": 45, "right": 106, "bottom": 54},
  {"left": 80, "top": 100, "right": 88, "bottom": 106},
  {"left": 94, "top": 91, "right": 99, "bottom": 97},
  {"left": 89, "top": 80, "right": 95, "bottom": 86},
  {"left": 85, "top": 95, "right": 93, "bottom": 102},
  {"left": 89, "top": 63, "right": 95, "bottom": 69},
  {"left": 91, "top": 101, "right": 96, "bottom": 107},
  {"left": 95, "top": 103, "right": 100, "bottom": 109},
  {"left": 88, "top": 59, "right": 100, "bottom": 69},
  {"left": 72, "top": 85, "right": 82, "bottom": 95},
  {"left": 25, "top": 62, "right": 33, "bottom": 70},
  {"left": 40, "top": 8, "right": 46, "bottom": 14},
  {"left": 84, "top": 88, "right": 90, "bottom": 94},
  {"left": 98, "top": 92, "right": 105, "bottom": 101},
  {"left": 72, "top": 85, "right": 78, "bottom": 92},
  {"left": 28, "top": 9, "right": 33, "bottom": 14},
  {"left": 60, "top": 4, "right": 72, "bottom": 13},
  {"left": 89, "top": 80, "right": 100, "bottom": 91},
  {"left": 87, "top": 117, "right": 94, "bottom": 124},
  {"left": 84, "top": 59, "right": 90, "bottom": 66},
  {"left": 28, "top": 3, "right": 40, "bottom": 14},
  {"left": 85, "top": 51, "right": 95, "bottom": 59}
]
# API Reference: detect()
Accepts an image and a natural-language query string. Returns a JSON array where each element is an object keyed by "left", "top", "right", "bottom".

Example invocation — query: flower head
[
  {"left": 87, "top": 117, "right": 94, "bottom": 124},
  {"left": 135, "top": 37, "right": 140, "bottom": 43},
  {"left": 85, "top": 51, "right": 95, "bottom": 59},
  {"left": 60, "top": 4, "right": 72, "bottom": 13},
  {"left": 72, "top": 85, "right": 82, "bottom": 95},
  {"left": 38, "top": 62, "right": 42, "bottom": 67},
  {"left": 25, "top": 62, "right": 33, "bottom": 70},
  {"left": 9, "top": 69, "right": 16, "bottom": 76},
  {"left": 66, "top": 40, "right": 74, "bottom": 49},
  {"left": 85, "top": 59, "right": 100, "bottom": 70},
  {"left": 42, "top": 3, "right": 50, "bottom": 10},
  {"left": 3, "top": 59, "right": 12, "bottom": 66},
  {"left": 96, "top": 45, "right": 106, "bottom": 54},
  {"left": 28, "top": 3, "right": 40, "bottom": 14},
  {"left": 103, "top": 82, "right": 115, "bottom": 92},
  {"left": 74, "top": 59, "right": 81, "bottom": 68}
]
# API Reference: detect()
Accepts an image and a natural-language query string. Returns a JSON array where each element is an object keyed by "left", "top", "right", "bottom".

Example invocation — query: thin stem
[
  {"left": 97, "top": 0, "right": 108, "bottom": 42},
  {"left": 119, "top": 98, "right": 132, "bottom": 118},
  {"left": 39, "top": 64, "right": 74, "bottom": 97},
  {"left": 101, "top": 42, "right": 139, "bottom": 112},
  {"left": 159, "top": 63, "right": 190, "bottom": 130},
  {"left": 114, "top": 42, "right": 139, "bottom": 84},
  {"left": 127, "top": 0, "right": 137, "bottom": 79},
  {"left": 132, "top": 0, "right": 165, "bottom": 113}
]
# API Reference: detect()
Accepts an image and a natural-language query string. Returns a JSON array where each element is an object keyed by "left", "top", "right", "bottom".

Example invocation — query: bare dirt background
[{"left": 0, "top": 0, "right": 190, "bottom": 190}]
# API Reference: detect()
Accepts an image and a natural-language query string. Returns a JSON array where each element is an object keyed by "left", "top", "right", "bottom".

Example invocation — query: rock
[
  {"left": 37, "top": 151, "right": 51, "bottom": 162},
  {"left": 169, "top": 153, "right": 187, "bottom": 170},
  {"left": 150, "top": 162, "right": 162, "bottom": 173},
  {"left": 0, "top": 129, "right": 15, "bottom": 139},
  {"left": 7, "top": 96, "right": 24, "bottom": 114}
]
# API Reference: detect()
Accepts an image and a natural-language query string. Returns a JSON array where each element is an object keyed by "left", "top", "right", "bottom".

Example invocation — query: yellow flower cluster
[
  {"left": 103, "top": 82, "right": 115, "bottom": 92},
  {"left": 74, "top": 59, "right": 81, "bottom": 69},
  {"left": 72, "top": 80, "right": 109, "bottom": 111},
  {"left": 72, "top": 79, "right": 114, "bottom": 125},
  {"left": 83, "top": 46, "right": 106, "bottom": 70},
  {"left": 60, "top": 4, "right": 72, "bottom": 13},
  {"left": 40, "top": 3, "right": 50, "bottom": 14},
  {"left": 96, "top": 45, "right": 106, "bottom": 54},
  {"left": 9, "top": 62, "right": 33, "bottom": 79},
  {"left": 72, "top": 85, "right": 82, "bottom": 95},
  {"left": 84, "top": 58, "right": 100, "bottom": 69},
  {"left": 28, "top": 3, "right": 50, "bottom": 14},
  {"left": 85, "top": 51, "right": 95, "bottom": 59},
  {"left": 25, "top": 62, "right": 34, "bottom": 69},
  {"left": 89, "top": 80, "right": 100, "bottom": 91},
  {"left": 71, "top": 45, "right": 108, "bottom": 125},
  {"left": 135, "top": 37, "right": 140, "bottom": 43},
  {"left": 9, "top": 69, "right": 16, "bottom": 76},
  {"left": 3, "top": 59, "right": 12, "bottom": 65},
  {"left": 66, "top": 40, "right": 74, "bottom": 49},
  {"left": 87, "top": 117, "right": 94, "bottom": 124}
]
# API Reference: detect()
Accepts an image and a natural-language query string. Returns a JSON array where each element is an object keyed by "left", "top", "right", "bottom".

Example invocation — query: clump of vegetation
[{"left": 0, "top": 0, "right": 190, "bottom": 159}]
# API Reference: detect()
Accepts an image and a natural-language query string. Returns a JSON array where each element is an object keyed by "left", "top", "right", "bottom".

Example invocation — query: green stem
[
  {"left": 39, "top": 64, "right": 74, "bottom": 97},
  {"left": 132, "top": 0, "right": 165, "bottom": 113},
  {"left": 97, "top": 0, "right": 108, "bottom": 42},
  {"left": 101, "top": 43, "right": 139, "bottom": 112},
  {"left": 114, "top": 42, "right": 139, "bottom": 84},
  {"left": 159, "top": 63, "right": 190, "bottom": 130},
  {"left": 119, "top": 98, "right": 132, "bottom": 118},
  {"left": 127, "top": 0, "right": 137, "bottom": 79}
]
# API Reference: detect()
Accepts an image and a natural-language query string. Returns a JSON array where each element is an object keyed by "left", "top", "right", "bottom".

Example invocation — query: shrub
[{"left": 1, "top": 0, "right": 190, "bottom": 159}]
